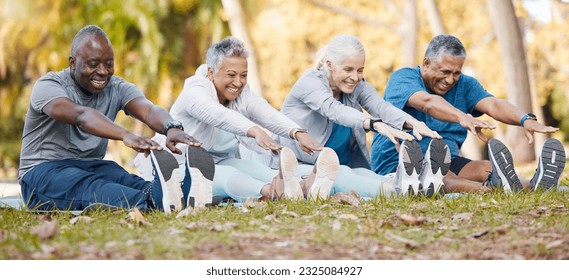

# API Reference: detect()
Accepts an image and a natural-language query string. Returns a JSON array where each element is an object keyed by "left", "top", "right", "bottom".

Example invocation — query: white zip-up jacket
[{"left": 134, "top": 64, "right": 299, "bottom": 177}]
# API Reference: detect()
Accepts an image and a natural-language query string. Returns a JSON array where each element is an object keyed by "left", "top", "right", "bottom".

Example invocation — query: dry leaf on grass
[
  {"left": 468, "top": 229, "right": 489, "bottom": 239},
  {"left": 398, "top": 214, "right": 427, "bottom": 226},
  {"left": 385, "top": 231, "right": 418, "bottom": 248},
  {"left": 128, "top": 207, "right": 152, "bottom": 226},
  {"left": 31, "top": 220, "right": 59, "bottom": 241},
  {"left": 331, "top": 191, "right": 361, "bottom": 208},
  {"left": 451, "top": 212, "right": 473, "bottom": 221},
  {"left": 338, "top": 214, "right": 358, "bottom": 220},
  {"left": 545, "top": 240, "right": 564, "bottom": 250},
  {"left": 281, "top": 210, "right": 300, "bottom": 218},
  {"left": 332, "top": 220, "right": 342, "bottom": 231},
  {"left": 70, "top": 216, "right": 94, "bottom": 225}
]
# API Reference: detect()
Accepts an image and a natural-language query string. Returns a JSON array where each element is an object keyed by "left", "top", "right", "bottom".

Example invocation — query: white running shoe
[
  {"left": 280, "top": 147, "right": 304, "bottom": 199},
  {"left": 419, "top": 139, "right": 451, "bottom": 198},
  {"left": 394, "top": 140, "right": 423, "bottom": 196},
  {"left": 308, "top": 147, "right": 340, "bottom": 200}
]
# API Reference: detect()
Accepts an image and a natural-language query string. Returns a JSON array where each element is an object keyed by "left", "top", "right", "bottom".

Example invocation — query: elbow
[{"left": 420, "top": 96, "right": 437, "bottom": 115}]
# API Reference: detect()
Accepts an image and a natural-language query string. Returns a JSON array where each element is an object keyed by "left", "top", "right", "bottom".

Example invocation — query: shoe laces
[{"left": 482, "top": 171, "right": 493, "bottom": 188}]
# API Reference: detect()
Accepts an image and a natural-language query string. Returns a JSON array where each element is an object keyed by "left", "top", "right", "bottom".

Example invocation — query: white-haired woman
[
  {"left": 280, "top": 35, "right": 446, "bottom": 198},
  {"left": 135, "top": 37, "right": 339, "bottom": 203}
]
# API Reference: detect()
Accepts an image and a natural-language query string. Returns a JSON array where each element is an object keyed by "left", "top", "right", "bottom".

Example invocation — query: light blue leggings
[{"left": 213, "top": 159, "right": 390, "bottom": 201}]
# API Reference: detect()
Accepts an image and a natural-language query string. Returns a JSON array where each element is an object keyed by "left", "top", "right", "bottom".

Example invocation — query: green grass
[{"left": 1, "top": 188, "right": 568, "bottom": 260}]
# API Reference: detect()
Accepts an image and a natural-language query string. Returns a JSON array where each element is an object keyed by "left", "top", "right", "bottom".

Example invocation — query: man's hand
[
  {"left": 295, "top": 132, "right": 323, "bottom": 156},
  {"left": 405, "top": 118, "right": 442, "bottom": 141},
  {"left": 165, "top": 128, "right": 201, "bottom": 154},
  {"left": 458, "top": 113, "right": 495, "bottom": 142},
  {"left": 123, "top": 132, "right": 163, "bottom": 155},
  {"left": 522, "top": 120, "right": 559, "bottom": 144}
]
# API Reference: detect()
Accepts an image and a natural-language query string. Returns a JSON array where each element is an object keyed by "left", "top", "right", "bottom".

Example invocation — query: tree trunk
[
  {"left": 400, "top": 0, "right": 418, "bottom": 67},
  {"left": 487, "top": 0, "right": 535, "bottom": 163},
  {"left": 423, "top": 0, "right": 445, "bottom": 35},
  {"left": 221, "top": 0, "right": 264, "bottom": 96}
]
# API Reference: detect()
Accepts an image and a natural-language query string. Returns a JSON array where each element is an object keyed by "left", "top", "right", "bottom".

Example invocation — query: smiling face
[
  {"left": 327, "top": 55, "right": 365, "bottom": 97},
  {"left": 208, "top": 56, "right": 248, "bottom": 105},
  {"left": 69, "top": 34, "right": 114, "bottom": 95},
  {"left": 421, "top": 54, "right": 465, "bottom": 95}
]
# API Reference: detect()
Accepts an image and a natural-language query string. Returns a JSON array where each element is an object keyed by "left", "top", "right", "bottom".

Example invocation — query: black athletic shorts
[{"left": 449, "top": 156, "right": 471, "bottom": 175}]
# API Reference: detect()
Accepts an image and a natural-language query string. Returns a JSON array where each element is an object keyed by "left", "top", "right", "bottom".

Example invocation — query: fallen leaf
[
  {"left": 451, "top": 212, "right": 473, "bottom": 221},
  {"left": 128, "top": 207, "right": 152, "bottom": 226},
  {"left": 332, "top": 220, "right": 341, "bottom": 231},
  {"left": 282, "top": 210, "right": 300, "bottom": 218},
  {"left": 385, "top": 231, "right": 418, "bottom": 248},
  {"left": 38, "top": 214, "right": 52, "bottom": 221},
  {"left": 176, "top": 207, "right": 199, "bottom": 218},
  {"left": 545, "top": 240, "right": 564, "bottom": 250},
  {"left": 31, "top": 221, "right": 59, "bottom": 240},
  {"left": 243, "top": 197, "right": 255, "bottom": 208},
  {"left": 331, "top": 191, "right": 361, "bottom": 208},
  {"left": 468, "top": 229, "right": 489, "bottom": 238},
  {"left": 338, "top": 214, "right": 358, "bottom": 220},
  {"left": 398, "top": 214, "right": 427, "bottom": 226},
  {"left": 70, "top": 216, "right": 93, "bottom": 225},
  {"left": 494, "top": 226, "right": 507, "bottom": 235}
]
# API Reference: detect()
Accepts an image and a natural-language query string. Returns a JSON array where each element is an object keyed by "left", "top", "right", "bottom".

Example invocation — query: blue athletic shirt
[
  {"left": 324, "top": 94, "right": 352, "bottom": 165},
  {"left": 370, "top": 66, "right": 493, "bottom": 175}
]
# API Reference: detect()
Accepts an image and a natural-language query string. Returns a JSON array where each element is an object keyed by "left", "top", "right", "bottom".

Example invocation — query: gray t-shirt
[{"left": 18, "top": 68, "right": 144, "bottom": 181}]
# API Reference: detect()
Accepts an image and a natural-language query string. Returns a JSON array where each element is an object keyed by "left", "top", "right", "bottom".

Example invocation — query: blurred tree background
[{"left": 0, "top": 0, "right": 568, "bottom": 180}]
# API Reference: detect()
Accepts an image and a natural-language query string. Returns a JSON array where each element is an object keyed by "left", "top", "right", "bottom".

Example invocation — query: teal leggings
[{"left": 213, "top": 159, "right": 390, "bottom": 201}]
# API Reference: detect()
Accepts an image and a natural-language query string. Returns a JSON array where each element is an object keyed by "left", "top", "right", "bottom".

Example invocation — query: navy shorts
[{"left": 450, "top": 156, "right": 471, "bottom": 175}]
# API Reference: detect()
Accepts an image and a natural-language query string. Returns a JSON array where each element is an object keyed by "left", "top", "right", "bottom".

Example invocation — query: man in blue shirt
[{"left": 371, "top": 35, "right": 564, "bottom": 193}]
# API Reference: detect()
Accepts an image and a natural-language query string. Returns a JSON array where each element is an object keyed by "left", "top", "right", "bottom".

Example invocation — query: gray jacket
[{"left": 280, "top": 68, "right": 412, "bottom": 168}]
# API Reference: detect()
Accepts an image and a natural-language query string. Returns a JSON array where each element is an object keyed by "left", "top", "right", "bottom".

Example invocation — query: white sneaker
[
  {"left": 394, "top": 140, "right": 423, "bottom": 196},
  {"left": 308, "top": 147, "right": 339, "bottom": 200},
  {"left": 184, "top": 146, "right": 220, "bottom": 208},
  {"left": 280, "top": 147, "right": 304, "bottom": 199},
  {"left": 150, "top": 149, "right": 184, "bottom": 214},
  {"left": 419, "top": 139, "right": 451, "bottom": 198}
]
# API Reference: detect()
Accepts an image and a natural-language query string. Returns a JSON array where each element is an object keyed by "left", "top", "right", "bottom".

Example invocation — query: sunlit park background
[{"left": 1, "top": 0, "right": 568, "bottom": 182}]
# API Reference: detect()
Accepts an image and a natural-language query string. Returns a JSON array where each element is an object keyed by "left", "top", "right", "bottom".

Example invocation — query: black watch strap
[
  {"left": 163, "top": 120, "right": 184, "bottom": 135},
  {"left": 368, "top": 119, "right": 382, "bottom": 133}
]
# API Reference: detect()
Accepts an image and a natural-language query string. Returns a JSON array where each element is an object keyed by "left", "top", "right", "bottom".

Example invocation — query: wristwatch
[
  {"left": 163, "top": 120, "right": 184, "bottom": 135},
  {"left": 292, "top": 128, "right": 308, "bottom": 140},
  {"left": 367, "top": 119, "right": 383, "bottom": 133},
  {"left": 520, "top": 113, "right": 537, "bottom": 127}
]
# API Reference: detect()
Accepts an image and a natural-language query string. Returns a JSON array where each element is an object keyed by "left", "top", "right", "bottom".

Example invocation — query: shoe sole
[
  {"left": 488, "top": 139, "right": 522, "bottom": 193},
  {"left": 280, "top": 147, "right": 303, "bottom": 199},
  {"left": 400, "top": 140, "right": 423, "bottom": 196},
  {"left": 533, "top": 138, "right": 566, "bottom": 191},
  {"left": 421, "top": 139, "right": 450, "bottom": 198},
  {"left": 151, "top": 149, "right": 183, "bottom": 214},
  {"left": 309, "top": 148, "right": 339, "bottom": 200},
  {"left": 185, "top": 146, "right": 220, "bottom": 208}
]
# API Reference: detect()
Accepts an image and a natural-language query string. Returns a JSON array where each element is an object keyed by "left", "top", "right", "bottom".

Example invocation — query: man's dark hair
[
  {"left": 424, "top": 34, "right": 466, "bottom": 62},
  {"left": 70, "top": 25, "right": 110, "bottom": 56}
]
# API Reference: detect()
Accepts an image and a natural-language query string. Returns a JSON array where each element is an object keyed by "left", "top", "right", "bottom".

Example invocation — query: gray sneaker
[
  {"left": 419, "top": 139, "right": 451, "bottom": 198},
  {"left": 486, "top": 139, "right": 522, "bottom": 193},
  {"left": 183, "top": 146, "right": 221, "bottom": 209},
  {"left": 530, "top": 138, "right": 566, "bottom": 191},
  {"left": 150, "top": 149, "right": 184, "bottom": 213},
  {"left": 394, "top": 140, "right": 423, "bottom": 196}
]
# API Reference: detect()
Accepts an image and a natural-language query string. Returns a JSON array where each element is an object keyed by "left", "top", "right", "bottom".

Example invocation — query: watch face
[{"left": 527, "top": 113, "right": 537, "bottom": 118}]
